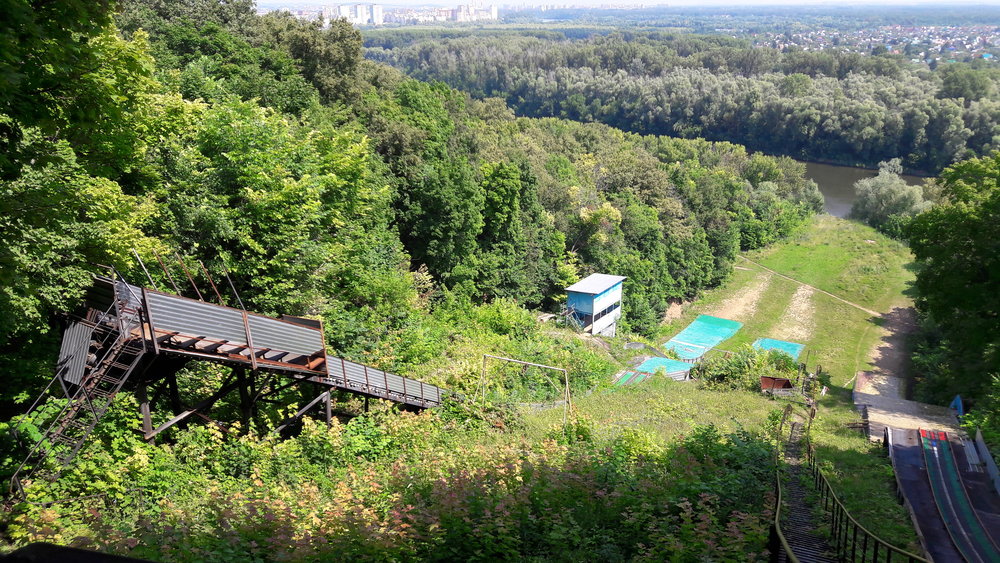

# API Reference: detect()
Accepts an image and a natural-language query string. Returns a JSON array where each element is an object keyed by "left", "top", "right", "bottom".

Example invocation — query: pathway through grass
[{"left": 657, "top": 214, "right": 921, "bottom": 551}]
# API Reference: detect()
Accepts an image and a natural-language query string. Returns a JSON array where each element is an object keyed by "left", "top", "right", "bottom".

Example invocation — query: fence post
[{"left": 851, "top": 522, "right": 858, "bottom": 562}]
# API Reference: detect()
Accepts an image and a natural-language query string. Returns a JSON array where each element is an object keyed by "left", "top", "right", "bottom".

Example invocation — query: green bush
[{"left": 695, "top": 345, "right": 799, "bottom": 392}]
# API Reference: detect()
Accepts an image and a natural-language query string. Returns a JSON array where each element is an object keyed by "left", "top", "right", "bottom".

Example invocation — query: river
[{"left": 802, "top": 161, "right": 925, "bottom": 218}]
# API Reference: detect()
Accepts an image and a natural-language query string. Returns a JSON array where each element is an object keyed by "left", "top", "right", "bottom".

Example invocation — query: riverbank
[{"left": 802, "top": 160, "right": 927, "bottom": 218}]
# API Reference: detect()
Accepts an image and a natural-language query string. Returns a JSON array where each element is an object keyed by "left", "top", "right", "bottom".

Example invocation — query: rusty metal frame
[
  {"left": 480, "top": 354, "right": 571, "bottom": 420},
  {"left": 143, "top": 372, "right": 242, "bottom": 440}
]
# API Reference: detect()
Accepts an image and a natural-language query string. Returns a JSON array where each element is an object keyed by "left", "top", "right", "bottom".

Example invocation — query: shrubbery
[
  {"left": 694, "top": 345, "right": 799, "bottom": 391},
  {"left": 851, "top": 159, "right": 930, "bottom": 238},
  {"left": 5, "top": 407, "right": 775, "bottom": 561}
]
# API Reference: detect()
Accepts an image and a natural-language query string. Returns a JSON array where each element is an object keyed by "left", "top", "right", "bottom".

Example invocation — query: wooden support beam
[
  {"left": 202, "top": 340, "right": 229, "bottom": 353},
  {"left": 155, "top": 331, "right": 180, "bottom": 344},
  {"left": 176, "top": 336, "right": 206, "bottom": 348}
]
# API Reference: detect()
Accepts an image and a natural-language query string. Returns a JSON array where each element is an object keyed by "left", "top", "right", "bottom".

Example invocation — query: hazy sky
[{"left": 261, "top": 0, "right": 994, "bottom": 6}]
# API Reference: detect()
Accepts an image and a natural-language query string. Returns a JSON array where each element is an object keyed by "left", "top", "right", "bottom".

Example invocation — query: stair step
[{"left": 778, "top": 422, "right": 839, "bottom": 563}]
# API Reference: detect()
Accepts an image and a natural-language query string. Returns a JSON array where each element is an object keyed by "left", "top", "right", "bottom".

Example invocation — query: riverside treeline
[{"left": 368, "top": 28, "right": 1000, "bottom": 174}]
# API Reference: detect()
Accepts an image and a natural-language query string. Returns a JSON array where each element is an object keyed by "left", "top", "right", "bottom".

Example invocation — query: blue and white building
[{"left": 566, "top": 273, "right": 626, "bottom": 337}]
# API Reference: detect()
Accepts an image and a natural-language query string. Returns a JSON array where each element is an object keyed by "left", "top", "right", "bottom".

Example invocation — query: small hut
[{"left": 566, "top": 273, "right": 626, "bottom": 337}]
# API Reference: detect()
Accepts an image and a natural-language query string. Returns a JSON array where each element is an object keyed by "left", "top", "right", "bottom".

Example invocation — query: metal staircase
[
  {"left": 7, "top": 273, "right": 449, "bottom": 500},
  {"left": 780, "top": 420, "right": 838, "bottom": 562},
  {"left": 9, "top": 284, "right": 148, "bottom": 498}
]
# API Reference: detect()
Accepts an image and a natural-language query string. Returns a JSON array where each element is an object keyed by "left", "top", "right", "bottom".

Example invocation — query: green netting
[
  {"left": 614, "top": 371, "right": 640, "bottom": 386},
  {"left": 663, "top": 315, "right": 743, "bottom": 360},
  {"left": 635, "top": 357, "right": 692, "bottom": 375},
  {"left": 752, "top": 338, "right": 805, "bottom": 360}
]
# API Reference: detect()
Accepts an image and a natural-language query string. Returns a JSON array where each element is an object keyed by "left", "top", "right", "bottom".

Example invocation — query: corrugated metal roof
[
  {"left": 57, "top": 321, "right": 96, "bottom": 386},
  {"left": 565, "top": 273, "right": 626, "bottom": 295},
  {"left": 79, "top": 276, "right": 445, "bottom": 408},
  {"left": 146, "top": 291, "right": 250, "bottom": 346}
]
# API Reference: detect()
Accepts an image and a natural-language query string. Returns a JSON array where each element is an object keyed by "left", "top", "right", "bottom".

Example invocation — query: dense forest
[
  {"left": 368, "top": 29, "right": 1000, "bottom": 173},
  {"left": 0, "top": 0, "right": 822, "bottom": 405},
  {"left": 0, "top": 0, "right": 821, "bottom": 558},
  {"left": 906, "top": 154, "right": 1000, "bottom": 444},
  {"left": 4, "top": 0, "right": 999, "bottom": 558}
]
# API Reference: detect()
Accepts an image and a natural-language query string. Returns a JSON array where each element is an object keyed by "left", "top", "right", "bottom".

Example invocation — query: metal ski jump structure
[{"left": 9, "top": 273, "right": 447, "bottom": 497}]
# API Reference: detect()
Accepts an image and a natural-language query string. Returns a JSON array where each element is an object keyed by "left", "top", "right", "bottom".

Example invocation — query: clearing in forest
[{"left": 657, "top": 214, "right": 921, "bottom": 551}]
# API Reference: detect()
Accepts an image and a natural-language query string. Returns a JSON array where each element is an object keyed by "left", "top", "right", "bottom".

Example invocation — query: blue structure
[
  {"left": 753, "top": 337, "right": 805, "bottom": 360},
  {"left": 566, "top": 273, "right": 626, "bottom": 337},
  {"left": 663, "top": 315, "right": 743, "bottom": 361},
  {"left": 636, "top": 357, "right": 693, "bottom": 378}
]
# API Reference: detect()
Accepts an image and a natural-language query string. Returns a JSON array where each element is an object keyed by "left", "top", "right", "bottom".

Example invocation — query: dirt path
[
  {"left": 738, "top": 256, "right": 880, "bottom": 317},
  {"left": 661, "top": 301, "right": 685, "bottom": 324},
  {"left": 709, "top": 271, "right": 772, "bottom": 322},
  {"left": 853, "top": 306, "right": 960, "bottom": 440},
  {"left": 772, "top": 286, "right": 815, "bottom": 342}
]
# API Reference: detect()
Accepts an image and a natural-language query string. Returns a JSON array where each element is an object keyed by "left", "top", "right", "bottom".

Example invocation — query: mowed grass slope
[
  {"left": 656, "top": 214, "right": 920, "bottom": 551},
  {"left": 523, "top": 377, "right": 780, "bottom": 444},
  {"left": 750, "top": 214, "right": 914, "bottom": 314}
]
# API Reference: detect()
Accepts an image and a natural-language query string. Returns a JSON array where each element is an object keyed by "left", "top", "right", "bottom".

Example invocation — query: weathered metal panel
[
  {"left": 115, "top": 280, "right": 144, "bottom": 312},
  {"left": 247, "top": 315, "right": 324, "bottom": 358},
  {"left": 384, "top": 371, "right": 407, "bottom": 395},
  {"left": 57, "top": 321, "right": 96, "bottom": 386},
  {"left": 326, "top": 358, "right": 443, "bottom": 405},
  {"left": 280, "top": 315, "right": 322, "bottom": 330},
  {"left": 343, "top": 361, "right": 367, "bottom": 386},
  {"left": 976, "top": 429, "right": 1000, "bottom": 497},
  {"left": 145, "top": 291, "right": 249, "bottom": 345}
]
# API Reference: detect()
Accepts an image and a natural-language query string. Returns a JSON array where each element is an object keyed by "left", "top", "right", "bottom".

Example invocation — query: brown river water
[{"left": 803, "top": 161, "right": 925, "bottom": 218}]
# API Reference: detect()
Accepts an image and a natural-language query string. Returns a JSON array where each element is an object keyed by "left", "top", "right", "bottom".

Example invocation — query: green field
[
  {"left": 524, "top": 376, "right": 781, "bottom": 443},
  {"left": 649, "top": 214, "right": 921, "bottom": 550}
]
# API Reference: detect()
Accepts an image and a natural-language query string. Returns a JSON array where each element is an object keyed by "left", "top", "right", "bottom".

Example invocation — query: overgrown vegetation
[
  {"left": 906, "top": 152, "right": 1000, "bottom": 447},
  {"left": 850, "top": 159, "right": 931, "bottom": 239},
  {"left": 2, "top": 388, "right": 779, "bottom": 561},
  {"left": 0, "top": 0, "right": 825, "bottom": 558},
  {"left": 368, "top": 28, "right": 1000, "bottom": 173},
  {"left": 695, "top": 345, "right": 799, "bottom": 392}
]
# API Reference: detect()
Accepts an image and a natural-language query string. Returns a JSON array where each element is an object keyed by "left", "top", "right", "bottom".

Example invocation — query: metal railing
[
  {"left": 769, "top": 404, "right": 801, "bottom": 563},
  {"left": 804, "top": 441, "right": 928, "bottom": 562}
]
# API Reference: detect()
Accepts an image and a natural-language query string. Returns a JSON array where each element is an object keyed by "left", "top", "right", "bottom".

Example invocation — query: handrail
[
  {"left": 804, "top": 439, "right": 928, "bottom": 562},
  {"left": 770, "top": 404, "right": 801, "bottom": 563}
]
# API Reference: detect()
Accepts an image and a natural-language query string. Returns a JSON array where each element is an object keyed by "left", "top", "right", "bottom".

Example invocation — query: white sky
[{"left": 261, "top": 0, "right": 998, "bottom": 6}]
